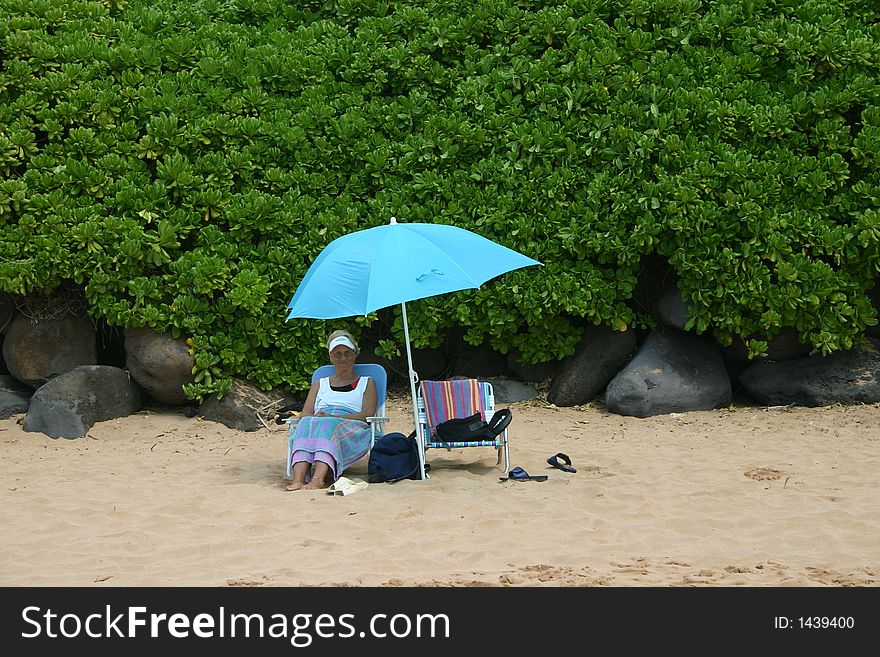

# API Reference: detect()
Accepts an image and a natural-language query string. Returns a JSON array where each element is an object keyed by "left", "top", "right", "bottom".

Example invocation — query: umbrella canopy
[
  {"left": 286, "top": 217, "right": 541, "bottom": 475},
  {"left": 287, "top": 218, "right": 541, "bottom": 319}
]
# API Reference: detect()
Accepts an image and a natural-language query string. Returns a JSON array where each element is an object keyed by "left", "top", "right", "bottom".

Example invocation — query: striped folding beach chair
[{"left": 415, "top": 378, "right": 510, "bottom": 479}]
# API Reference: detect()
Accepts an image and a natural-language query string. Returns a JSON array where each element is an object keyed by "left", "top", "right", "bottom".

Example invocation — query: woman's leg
[
  {"left": 285, "top": 460, "right": 311, "bottom": 491},
  {"left": 303, "top": 460, "right": 332, "bottom": 490}
]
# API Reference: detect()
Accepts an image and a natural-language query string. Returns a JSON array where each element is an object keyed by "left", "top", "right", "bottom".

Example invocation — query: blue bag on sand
[{"left": 368, "top": 431, "right": 421, "bottom": 483}]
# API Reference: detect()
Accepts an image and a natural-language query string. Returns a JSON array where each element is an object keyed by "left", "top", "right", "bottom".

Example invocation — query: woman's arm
[{"left": 300, "top": 380, "right": 320, "bottom": 417}]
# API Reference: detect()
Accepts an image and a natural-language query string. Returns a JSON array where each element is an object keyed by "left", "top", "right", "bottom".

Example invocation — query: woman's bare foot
[
  {"left": 286, "top": 462, "right": 311, "bottom": 491},
  {"left": 303, "top": 461, "right": 332, "bottom": 490},
  {"left": 302, "top": 477, "right": 328, "bottom": 490}
]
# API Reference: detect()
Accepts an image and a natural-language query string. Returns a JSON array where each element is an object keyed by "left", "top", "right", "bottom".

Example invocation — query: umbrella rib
[{"left": 404, "top": 226, "right": 482, "bottom": 281}]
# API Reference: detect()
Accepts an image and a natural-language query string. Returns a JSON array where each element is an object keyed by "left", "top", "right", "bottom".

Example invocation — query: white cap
[{"left": 328, "top": 335, "right": 356, "bottom": 353}]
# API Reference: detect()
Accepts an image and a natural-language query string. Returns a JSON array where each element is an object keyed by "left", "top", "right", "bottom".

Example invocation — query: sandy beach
[{"left": 1, "top": 394, "right": 878, "bottom": 587}]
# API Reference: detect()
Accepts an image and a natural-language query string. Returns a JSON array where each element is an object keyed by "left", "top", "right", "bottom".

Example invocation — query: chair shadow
[
  {"left": 221, "top": 450, "right": 502, "bottom": 489},
  {"left": 420, "top": 453, "right": 503, "bottom": 477},
  {"left": 228, "top": 453, "right": 374, "bottom": 489}
]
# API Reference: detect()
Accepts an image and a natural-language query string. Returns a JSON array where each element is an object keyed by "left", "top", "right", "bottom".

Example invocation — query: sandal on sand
[
  {"left": 547, "top": 452, "right": 577, "bottom": 473},
  {"left": 499, "top": 467, "right": 548, "bottom": 482}
]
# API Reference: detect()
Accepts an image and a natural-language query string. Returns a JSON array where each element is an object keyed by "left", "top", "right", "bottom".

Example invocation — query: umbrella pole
[{"left": 400, "top": 301, "right": 427, "bottom": 480}]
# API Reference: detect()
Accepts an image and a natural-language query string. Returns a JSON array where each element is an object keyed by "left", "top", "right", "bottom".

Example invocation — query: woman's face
[{"left": 329, "top": 345, "right": 356, "bottom": 364}]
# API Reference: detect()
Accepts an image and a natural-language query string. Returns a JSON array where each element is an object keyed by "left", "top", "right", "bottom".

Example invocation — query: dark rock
[
  {"left": 199, "top": 378, "right": 301, "bottom": 431},
  {"left": 548, "top": 325, "right": 637, "bottom": 407},
  {"left": 412, "top": 346, "right": 449, "bottom": 381},
  {"left": 605, "top": 328, "right": 732, "bottom": 417},
  {"left": 0, "top": 293, "right": 15, "bottom": 335},
  {"left": 451, "top": 343, "right": 511, "bottom": 378},
  {"left": 2, "top": 313, "right": 98, "bottom": 388},
  {"left": 722, "top": 327, "right": 811, "bottom": 362},
  {"left": 124, "top": 328, "right": 194, "bottom": 405},
  {"left": 485, "top": 377, "right": 539, "bottom": 404},
  {"left": 653, "top": 285, "right": 690, "bottom": 330},
  {"left": 355, "top": 343, "right": 448, "bottom": 389},
  {"left": 0, "top": 374, "right": 31, "bottom": 418},
  {"left": 506, "top": 348, "right": 560, "bottom": 383},
  {"left": 739, "top": 338, "right": 880, "bottom": 407},
  {"left": 23, "top": 365, "right": 141, "bottom": 438}
]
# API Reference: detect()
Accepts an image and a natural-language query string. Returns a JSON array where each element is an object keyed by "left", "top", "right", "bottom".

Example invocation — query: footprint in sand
[
  {"left": 743, "top": 466, "right": 784, "bottom": 481},
  {"left": 581, "top": 465, "right": 615, "bottom": 478}
]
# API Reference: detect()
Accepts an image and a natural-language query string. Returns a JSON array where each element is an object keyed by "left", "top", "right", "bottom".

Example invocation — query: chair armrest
[{"left": 289, "top": 416, "right": 386, "bottom": 427}]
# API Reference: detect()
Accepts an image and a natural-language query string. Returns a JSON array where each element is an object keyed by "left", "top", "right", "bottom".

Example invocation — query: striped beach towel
[
  {"left": 288, "top": 404, "right": 372, "bottom": 482},
  {"left": 419, "top": 379, "right": 487, "bottom": 435}
]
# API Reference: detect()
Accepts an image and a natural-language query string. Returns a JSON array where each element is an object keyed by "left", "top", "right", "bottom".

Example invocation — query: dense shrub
[{"left": 1, "top": 0, "right": 878, "bottom": 398}]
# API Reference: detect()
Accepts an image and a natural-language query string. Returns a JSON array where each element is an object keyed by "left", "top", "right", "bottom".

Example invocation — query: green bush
[{"left": 1, "top": 0, "right": 878, "bottom": 398}]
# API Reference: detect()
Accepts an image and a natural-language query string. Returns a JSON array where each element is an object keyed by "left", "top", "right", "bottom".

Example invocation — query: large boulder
[
  {"left": 412, "top": 346, "right": 450, "bottom": 381},
  {"left": 653, "top": 285, "right": 691, "bottom": 330},
  {"left": 2, "top": 313, "right": 98, "bottom": 388},
  {"left": 23, "top": 365, "right": 141, "bottom": 438},
  {"left": 357, "top": 344, "right": 449, "bottom": 389},
  {"left": 451, "top": 342, "right": 512, "bottom": 378},
  {"left": 0, "top": 293, "right": 15, "bottom": 335},
  {"left": 506, "top": 348, "right": 560, "bottom": 383},
  {"left": 124, "top": 328, "right": 194, "bottom": 405},
  {"left": 605, "top": 328, "right": 732, "bottom": 417},
  {"left": 485, "top": 377, "right": 539, "bottom": 404},
  {"left": 199, "top": 378, "right": 302, "bottom": 431},
  {"left": 739, "top": 338, "right": 880, "bottom": 406},
  {"left": 723, "top": 327, "right": 811, "bottom": 362},
  {"left": 0, "top": 374, "right": 31, "bottom": 418},
  {"left": 548, "top": 325, "right": 637, "bottom": 407}
]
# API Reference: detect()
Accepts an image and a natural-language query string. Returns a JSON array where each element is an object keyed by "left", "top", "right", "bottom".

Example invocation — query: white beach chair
[{"left": 284, "top": 363, "right": 388, "bottom": 478}]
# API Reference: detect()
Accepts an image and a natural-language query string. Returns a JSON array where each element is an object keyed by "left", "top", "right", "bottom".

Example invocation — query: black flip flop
[
  {"left": 547, "top": 453, "right": 577, "bottom": 473},
  {"left": 499, "top": 467, "right": 548, "bottom": 482}
]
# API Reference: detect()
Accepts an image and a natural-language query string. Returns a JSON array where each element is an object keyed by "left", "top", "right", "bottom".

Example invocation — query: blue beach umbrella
[{"left": 286, "top": 216, "right": 541, "bottom": 456}]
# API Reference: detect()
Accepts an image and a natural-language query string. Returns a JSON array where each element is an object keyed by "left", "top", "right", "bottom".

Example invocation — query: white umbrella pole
[{"left": 400, "top": 301, "right": 427, "bottom": 479}]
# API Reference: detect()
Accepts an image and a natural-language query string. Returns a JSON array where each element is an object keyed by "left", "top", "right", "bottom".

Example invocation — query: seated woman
[{"left": 285, "top": 330, "right": 377, "bottom": 491}]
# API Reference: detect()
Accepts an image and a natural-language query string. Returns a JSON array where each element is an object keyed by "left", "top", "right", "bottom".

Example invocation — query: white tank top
[{"left": 314, "top": 376, "right": 370, "bottom": 414}]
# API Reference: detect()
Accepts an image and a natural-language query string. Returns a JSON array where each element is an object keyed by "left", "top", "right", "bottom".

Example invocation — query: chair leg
[
  {"left": 415, "top": 426, "right": 429, "bottom": 480},
  {"left": 285, "top": 420, "right": 298, "bottom": 478}
]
